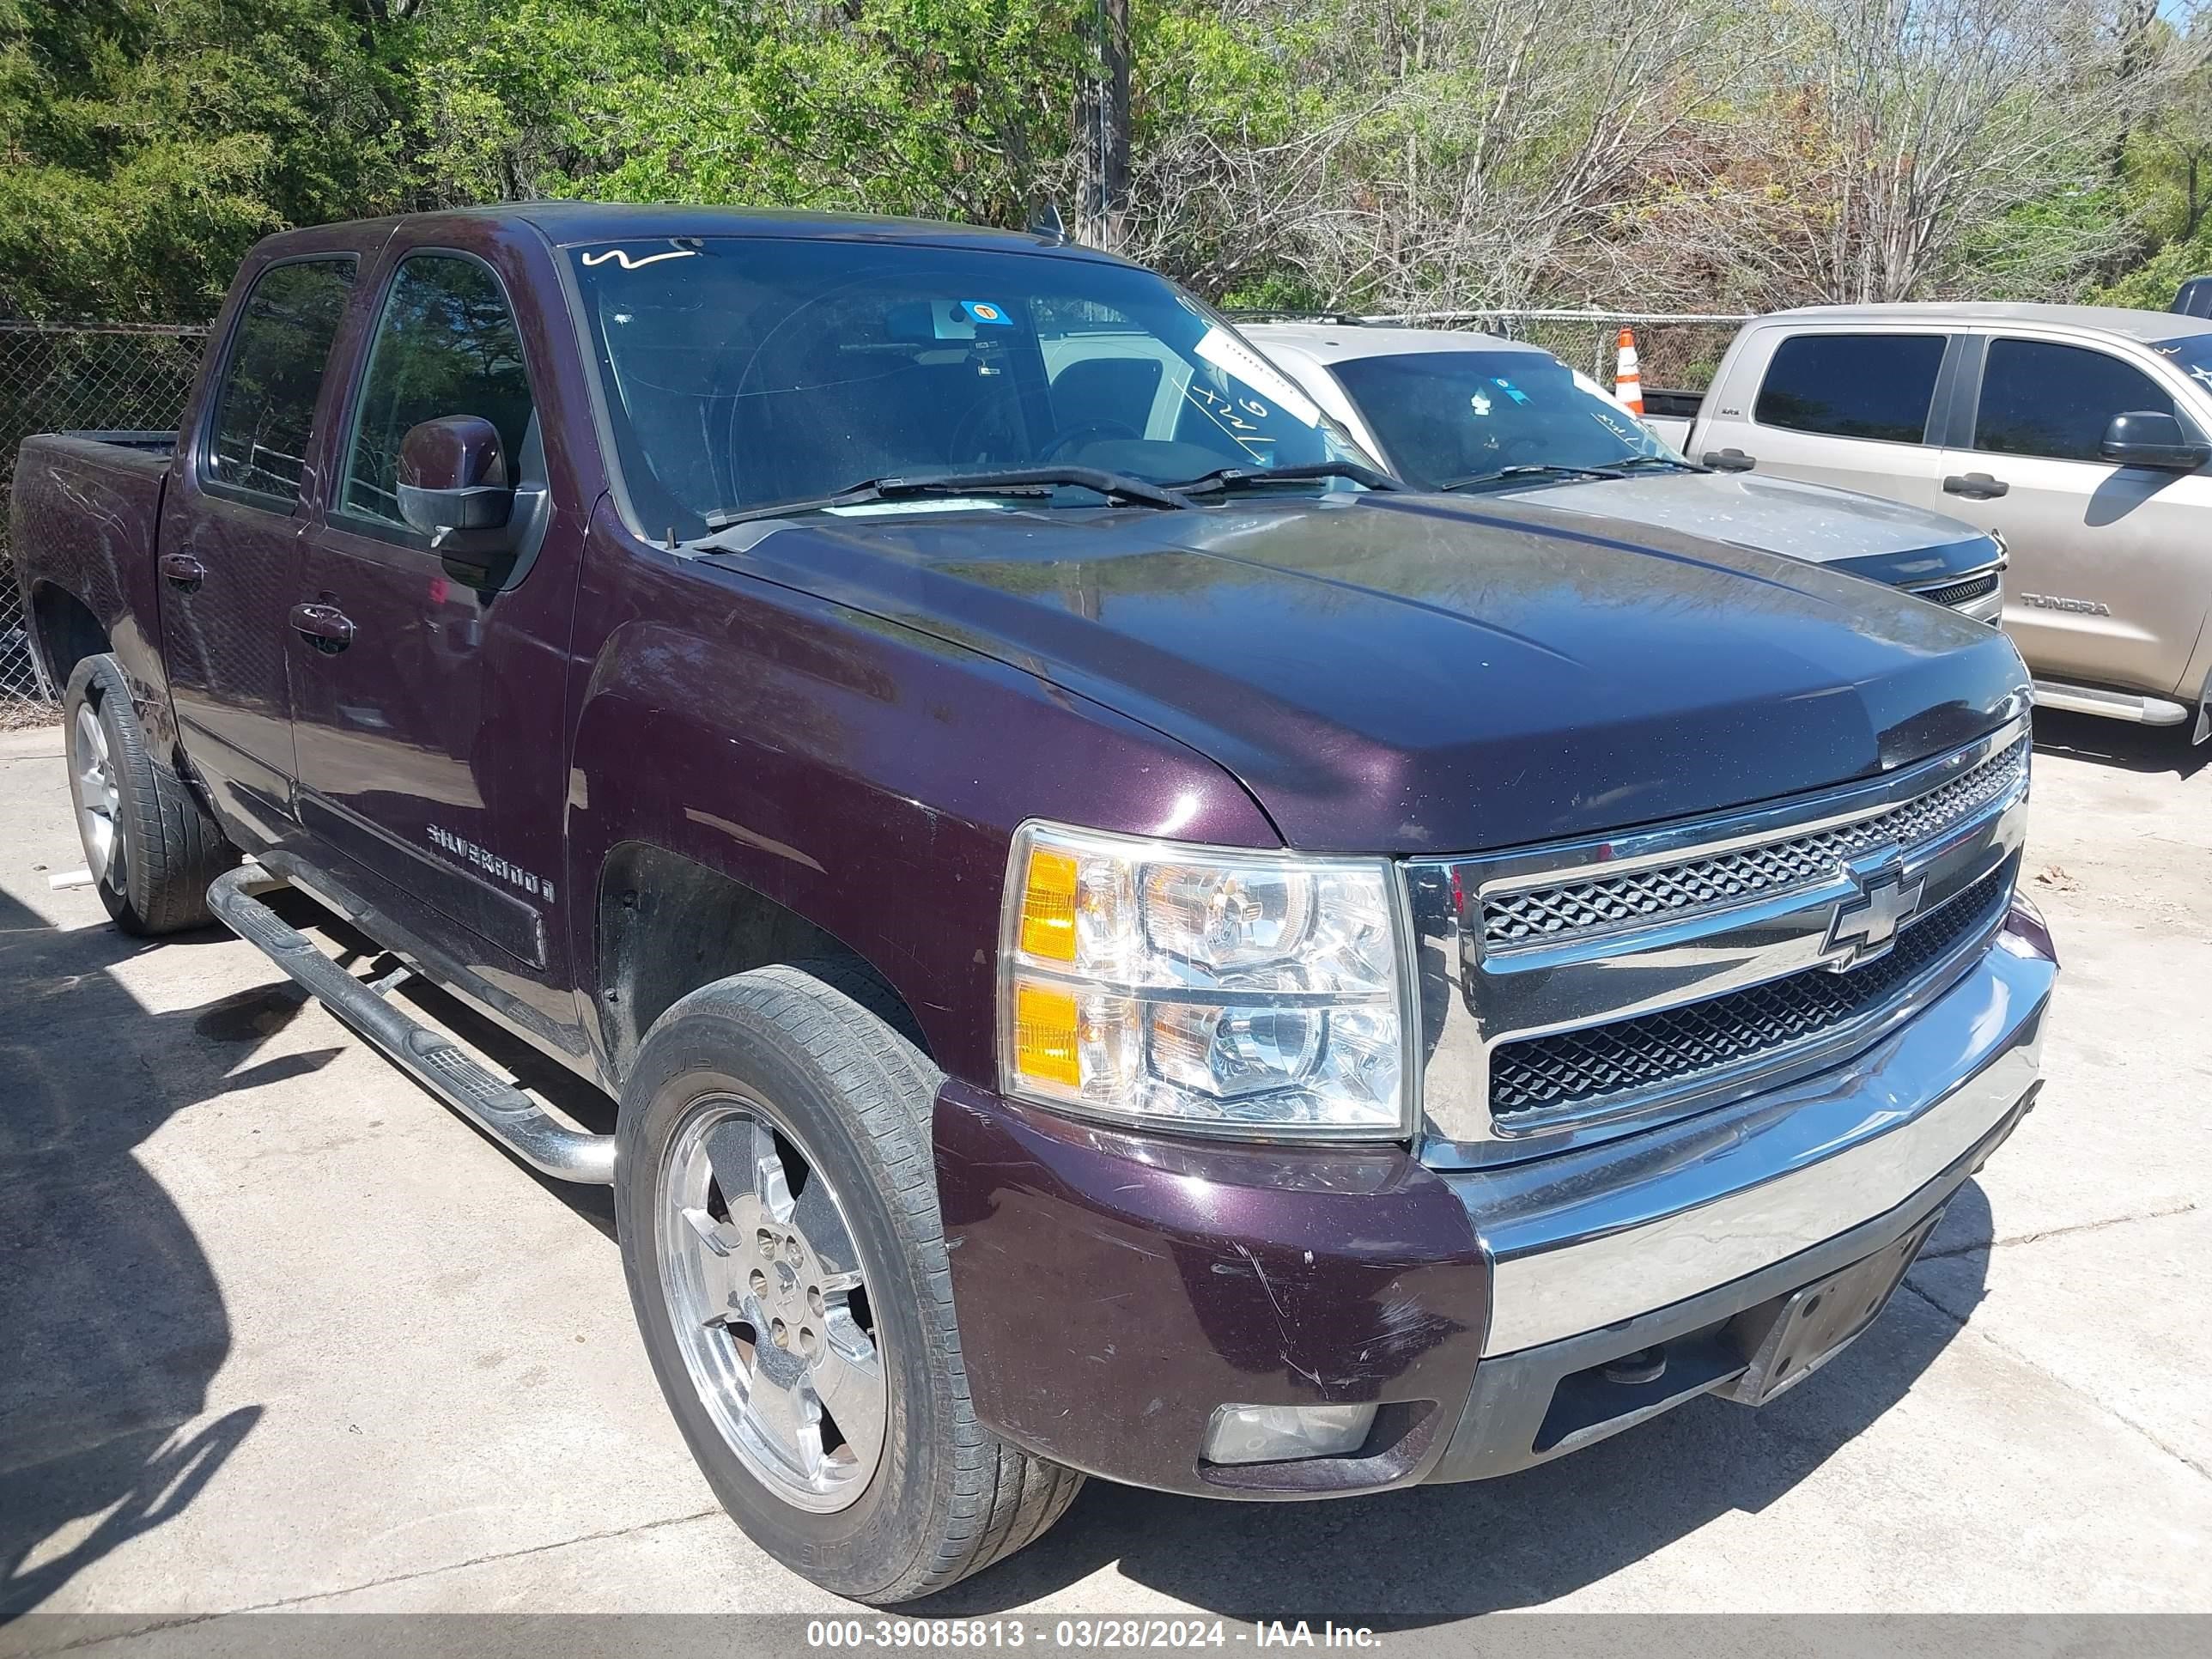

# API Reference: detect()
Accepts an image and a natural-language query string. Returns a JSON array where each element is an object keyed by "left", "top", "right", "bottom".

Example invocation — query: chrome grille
[
  {"left": 1488, "top": 874, "right": 2010, "bottom": 1117},
  {"left": 1917, "top": 572, "right": 2001, "bottom": 610},
  {"left": 1482, "top": 737, "right": 2027, "bottom": 950}
]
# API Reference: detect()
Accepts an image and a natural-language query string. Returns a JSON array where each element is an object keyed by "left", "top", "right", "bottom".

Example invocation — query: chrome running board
[
  {"left": 2031, "top": 678, "right": 2189, "bottom": 726},
  {"left": 206, "top": 866, "right": 616, "bottom": 1184}
]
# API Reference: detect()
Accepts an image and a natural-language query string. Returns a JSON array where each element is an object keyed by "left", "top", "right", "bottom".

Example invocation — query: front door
[
  {"left": 159, "top": 256, "right": 357, "bottom": 838},
  {"left": 1942, "top": 335, "right": 2212, "bottom": 696},
  {"left": 289, "top": 248, "right": 580, "bottom": 1035}
]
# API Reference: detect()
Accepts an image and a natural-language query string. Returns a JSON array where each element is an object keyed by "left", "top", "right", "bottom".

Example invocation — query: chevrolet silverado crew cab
[
  {"left": 12, "top": 204, "right": 2054, "bottom": 1603},
  {"left": 1646, "top": 303, "right": 2212, "bottom": 738},
  {"left": 1243, "top": 321, "right": 2007, "bottom": 623}
]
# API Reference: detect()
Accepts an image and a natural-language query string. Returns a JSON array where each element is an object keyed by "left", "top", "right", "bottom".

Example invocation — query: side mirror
[
  {"left": 2100, "top": 410, "right": 2210, "bottom": 472},
  {"left": 397, "top": 416, "right": 515, "bottom": 537}
]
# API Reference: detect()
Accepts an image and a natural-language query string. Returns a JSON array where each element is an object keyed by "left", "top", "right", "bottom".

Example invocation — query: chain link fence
[
  {"left": 0, "top": 308, "right": 1747, "bottom": 726},
  {"left": 1402, "top": 310, "right": 1751, "bottom": 396},
  {"left": 1, "top": 321, "right": 210, "bottom": 726}
]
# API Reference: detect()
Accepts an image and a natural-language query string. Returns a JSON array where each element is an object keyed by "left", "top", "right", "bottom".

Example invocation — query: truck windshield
[
  {"left": 2149, "top": 333, "right": 2212, "bottom": 395},
  {"left": 568, "top": 237, "right": 1369, "bottom": 538},
  {"left": 1330, "top": 349, "right": 1682, "bottom": 491}
]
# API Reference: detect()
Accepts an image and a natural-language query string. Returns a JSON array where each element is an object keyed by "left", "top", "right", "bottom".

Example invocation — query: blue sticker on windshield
[
  {"left": 1492, "top": 376, "right": 1530, "bottom": 405},
  {"left": 961, "top": 301, "right": 1012, "bottom": 325}
]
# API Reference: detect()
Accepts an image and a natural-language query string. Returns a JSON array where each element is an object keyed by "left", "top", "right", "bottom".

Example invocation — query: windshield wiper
[
  {"left": 703, "top": 466, "right": 1188, "bottom": 530},
  {"left": 1435, "top": 463, "right": 1626, "bottom": 491},
  {"left": 1611, "top": 454, "right": 1707, "bottom": 474},
  {"left": 1165, "top": 460, "right": 1404, "bottom": 497}
]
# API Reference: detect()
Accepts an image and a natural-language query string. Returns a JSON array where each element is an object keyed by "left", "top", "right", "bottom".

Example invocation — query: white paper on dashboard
[{"left": 1193, "top": 328, "right": 1323, "bottom": 428}]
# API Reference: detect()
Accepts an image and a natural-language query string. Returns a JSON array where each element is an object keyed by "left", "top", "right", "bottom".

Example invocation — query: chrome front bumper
[{"left": 1445, "top": 897, "right": 2056, "bottom": 1358}]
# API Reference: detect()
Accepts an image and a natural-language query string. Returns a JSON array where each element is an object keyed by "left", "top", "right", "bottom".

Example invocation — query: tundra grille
[
  {"left": 1916, "top": 572, "right": 2002, "bottom": 610},
  {"left": 1487, "top": 874, "right": 2009, "bottom": 1118},
  {"left": 1481, "top": 737, "right": 2027, "bottom": 950}
]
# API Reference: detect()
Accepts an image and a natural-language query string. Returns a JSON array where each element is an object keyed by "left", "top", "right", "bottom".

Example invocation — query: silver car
[
  {"left": 1648, "top": 303, "right": 2212, "bottom": 738},
  {"left": 1243, "top": 322, "right": 2008, "bottom": 623}
]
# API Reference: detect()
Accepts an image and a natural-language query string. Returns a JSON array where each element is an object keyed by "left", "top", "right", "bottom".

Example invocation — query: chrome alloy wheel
[
  {"left": 656, "top": 1097, "right": 888, "bottom": 1511},
  {"left": 72, "top": 702, "right": 127, "bottom": 890}
]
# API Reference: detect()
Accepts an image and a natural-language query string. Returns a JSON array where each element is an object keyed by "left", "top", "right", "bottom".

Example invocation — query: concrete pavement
[{"left": 1, "top": 712, "right": 2206, "bottom": 1645}]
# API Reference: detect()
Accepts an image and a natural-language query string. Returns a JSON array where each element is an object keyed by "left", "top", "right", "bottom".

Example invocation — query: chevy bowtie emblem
[{"left": 1825, "top": 856, "right": 1925, "bottom": 971}]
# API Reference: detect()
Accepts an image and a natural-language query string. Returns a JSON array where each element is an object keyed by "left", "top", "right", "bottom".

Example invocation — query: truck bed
[
  {"left": 1642, "top": 388, "right": 1699, "bottom": 452},
  {"left": 9, "top": 432, "right": 178, "bottom": 693},
  {"left": 57, "top": 429, "right": 179, "bottom": 457}
]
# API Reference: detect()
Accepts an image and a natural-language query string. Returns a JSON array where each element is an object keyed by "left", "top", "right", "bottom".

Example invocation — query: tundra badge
[{"left": 2019, "top": 593, "right": 2112, "bottom": 615}]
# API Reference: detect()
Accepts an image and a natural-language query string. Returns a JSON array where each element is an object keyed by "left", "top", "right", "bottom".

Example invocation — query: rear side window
[
  {"left": 341, "top": 253, "right": 536, "bottom": 532},
  {"left": 205, "top": 258, "right": 357, "bottom": 505},
  {"left": 1753, "top": 333, "right": 1946, "bottom": 444},
  {"left": 1973, "top": 338, "right": 2177, "bottom": 463}
]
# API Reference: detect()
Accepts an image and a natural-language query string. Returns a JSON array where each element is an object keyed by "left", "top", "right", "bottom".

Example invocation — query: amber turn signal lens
[
  {"left": 1012, "top": 981, "right": 1081, "bottom": 1087},
  {"left": 1018, "top": 848, "right": 1079, "bottom": 962}
]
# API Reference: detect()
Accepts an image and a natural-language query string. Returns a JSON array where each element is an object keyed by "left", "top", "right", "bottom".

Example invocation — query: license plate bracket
[{"left": 1722, "top": 1209, "right": 1945, "bottom": 1407}]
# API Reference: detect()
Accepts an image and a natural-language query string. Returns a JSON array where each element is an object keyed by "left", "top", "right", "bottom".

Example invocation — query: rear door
[
  {"left": 289, "top": 242, "right": 582, "bottom": 1018},
  {"left": 1941, "top": 333, "right": 2212, "bottom": 696},
  {"left": 159, "top": 254, "right": 358, "bottom": 838},
  {"left": 1703, "top": 326, "right": 1960, "bottom": 518}
]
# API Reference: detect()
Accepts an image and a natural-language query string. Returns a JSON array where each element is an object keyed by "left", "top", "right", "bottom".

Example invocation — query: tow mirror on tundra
[
  {"left": 2100, "top": 410, "right": 2211, "bottom": 472},
  {"left": 397, "top": 416, "right": 516, "bottom": 538}
]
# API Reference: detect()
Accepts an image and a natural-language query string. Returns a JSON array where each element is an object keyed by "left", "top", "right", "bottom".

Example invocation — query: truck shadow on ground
[
  {"left": 919, "top": 1182, "right": 1994, "bottom": 1622},
  {"left": 0, "top": 867, "right": 1993, "bottom": 1622},
  {"left": 0, "top": 886, "right": 340, "bottom": 1621},
  {"left": 2032, "top": 707, "right": 2209, "bottom": 778}
]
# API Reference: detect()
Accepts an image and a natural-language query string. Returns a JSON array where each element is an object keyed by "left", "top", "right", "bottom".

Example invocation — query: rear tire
[
  {"left": 64, "top": 654, "right": 233, "bottom": 935},
  {"left": 614, "top": 963, "right": 1081, "bottom": 1602}
]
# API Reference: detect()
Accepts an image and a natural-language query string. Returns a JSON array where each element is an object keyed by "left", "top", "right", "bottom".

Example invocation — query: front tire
[
  {"left": 63, "top": 654, "right": 233, "bottom": 935},
  {"left": 615, "top": 965, "right": 1080, "bottom": 1602}
]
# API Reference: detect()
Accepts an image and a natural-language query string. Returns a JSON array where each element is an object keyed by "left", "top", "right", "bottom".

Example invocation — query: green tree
[
  {"left": 0, "top": 0, "right": 404, "bottom": 320},
  {"left": 397, "top": 0, "right": 1089, "bottom": 228}
]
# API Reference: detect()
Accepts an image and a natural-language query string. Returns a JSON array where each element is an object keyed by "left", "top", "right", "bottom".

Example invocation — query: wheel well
[
  {"left": 32, "top": 585, "right": 109, "bottom": 695},
  {"left": 594, "top": 841, "right": 932, "bottom": 1083}
]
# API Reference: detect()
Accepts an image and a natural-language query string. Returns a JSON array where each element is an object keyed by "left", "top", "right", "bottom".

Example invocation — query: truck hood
[
  {"left": 1502, "top": 470, "right": 2002, "bottom": 589},
  {"left": 702, "top": 494, "right": 2028, "bottom": 855}
]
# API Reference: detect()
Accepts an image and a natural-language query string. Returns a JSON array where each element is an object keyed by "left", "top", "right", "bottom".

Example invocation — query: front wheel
[{"left": 615, "top": 965, "right": 1081, "bottom": 1602}]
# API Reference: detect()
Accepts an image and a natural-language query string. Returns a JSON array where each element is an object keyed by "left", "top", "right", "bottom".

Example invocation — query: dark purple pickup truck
[{"left": 13, "top": 204, "right": 2055, "bottom": 1601}]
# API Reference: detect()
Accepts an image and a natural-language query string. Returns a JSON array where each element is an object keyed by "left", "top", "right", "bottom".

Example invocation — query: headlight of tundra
[{"left": 997, "top": 821, "right": 1415, "bottom": 1139}]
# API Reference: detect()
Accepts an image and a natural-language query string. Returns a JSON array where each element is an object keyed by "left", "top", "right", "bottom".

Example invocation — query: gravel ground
[{"left": 0, "top": 712, "right": 2206, "bottom": 1652}]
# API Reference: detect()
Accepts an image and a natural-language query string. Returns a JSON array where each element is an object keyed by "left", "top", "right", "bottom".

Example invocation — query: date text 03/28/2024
[{"left": 804, "top": 1620, "right": 1384, "bottom": 1650}]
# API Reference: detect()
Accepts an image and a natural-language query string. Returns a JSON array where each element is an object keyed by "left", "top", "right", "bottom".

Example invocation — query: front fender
[{"left": 562, "top": 504, "right": 1281, "bottom": 1087}]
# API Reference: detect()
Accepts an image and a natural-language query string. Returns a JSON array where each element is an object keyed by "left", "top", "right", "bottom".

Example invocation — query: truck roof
[
  {"left": 1755, "top": 301, "right": 2212, "bottom": 343},
  {"left": 1240, "top": 321, "right": 1548, "bottom": 365},
  {"left": 260, "top": 201, "right": 1118, "bottom": 262}
]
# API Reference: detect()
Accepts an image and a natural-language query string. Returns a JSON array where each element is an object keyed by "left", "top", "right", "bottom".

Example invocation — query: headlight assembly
[{"left": 997, "top": 821, "right": 1416, "bottom": 1139}]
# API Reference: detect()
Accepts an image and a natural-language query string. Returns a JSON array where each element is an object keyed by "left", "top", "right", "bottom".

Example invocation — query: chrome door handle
[
  {"left": 289, "top": 602, "right": 356, "bottom": 654},
  {"left": 160, "top": 551, "right": 206, "bottom": 592},
  {"left": 1701, "top": 449, "right": 1756, "bottom": 473},
  {"left": 1944, "top": 472, "right": 2010, "bottom": 500}
]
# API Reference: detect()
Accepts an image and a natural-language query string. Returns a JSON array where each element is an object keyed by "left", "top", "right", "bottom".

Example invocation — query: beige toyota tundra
[{"left": 1648, "top": 303, "right": 2212, "bottom": 738}]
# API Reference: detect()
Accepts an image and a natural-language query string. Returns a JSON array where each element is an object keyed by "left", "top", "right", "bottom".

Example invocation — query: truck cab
[{"left": 1658, "top": 304, "right": 2212, "bottom": 738}]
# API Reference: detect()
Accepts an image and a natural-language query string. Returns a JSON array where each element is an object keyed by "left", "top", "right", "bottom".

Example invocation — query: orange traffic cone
[{"left": 1613, "top": 327, "right": 1645, "bottom": 416}]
